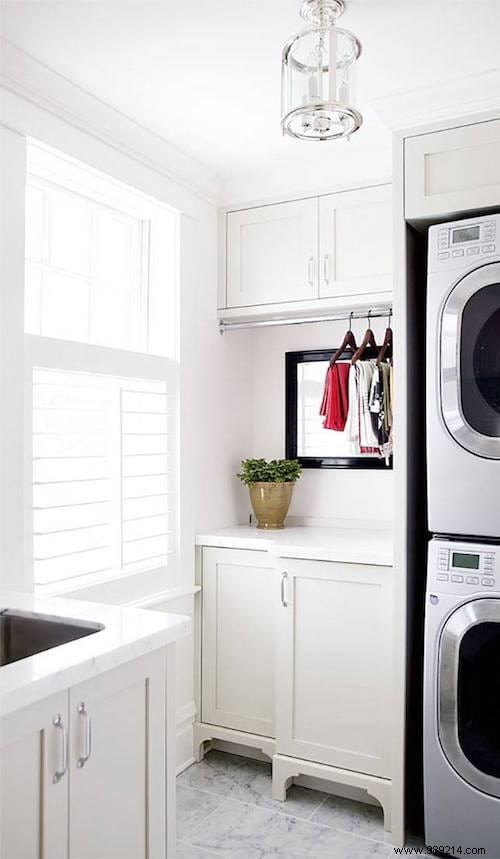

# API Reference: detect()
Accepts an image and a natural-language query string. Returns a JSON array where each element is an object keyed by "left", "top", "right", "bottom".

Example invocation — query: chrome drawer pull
[
  {"left": 281, "top": 572, "right": 289, "bottom": 608},
  {"left": 76, "top": 702, "right": 92, "bottom": 768},
  {"left": 52, "top": 714, "right": 68, "bottom": 783},
  {"left": 307, "top": 257, "right": 315, "bottom": 286}
]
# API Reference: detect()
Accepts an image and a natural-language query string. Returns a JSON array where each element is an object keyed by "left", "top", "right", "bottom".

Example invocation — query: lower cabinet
[
  {"left": 69, "top": 650, "right": 166, "bottom": 859},
  {"left": 201, "top": 547, "right": 276, "bottom": 737},
  {"left": 276, "top": 558, "right": 393, "bottom": 777},
  {"left": 0, "top": 691, "right": 68, "bottom": 859},
  {"left": 199, "top": 546, "right": 394, "bottom": 802},
  {"left": 0, "top": 649, "right": 167, "bottom": 859}
]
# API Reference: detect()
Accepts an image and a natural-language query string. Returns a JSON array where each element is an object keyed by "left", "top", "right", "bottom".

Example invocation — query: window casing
[{"left": 25, "top": 141, "right": 179, "bottom": 595}]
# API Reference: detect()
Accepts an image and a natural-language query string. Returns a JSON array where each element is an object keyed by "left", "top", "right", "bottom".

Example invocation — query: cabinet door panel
[
  {"left": 69, "top": 651, "right": 166, "bottom": 859},
  {"left": 319, "top": 185, "right": 393, "bottom": 299},
  {"left": 226, "top": 199, "right": 319, "bottom": 308},
  {"left": 0, "top": 692, "right": 68, "bottom": 859},
  {"left": 202, "top": 547, "right": 276, "bottom": 736},
  {"left": 276, "top": 559, "right": 393, "bottom": 777},
  {"left": 405, "top": 119, "right": 500, "bottom": 219}
]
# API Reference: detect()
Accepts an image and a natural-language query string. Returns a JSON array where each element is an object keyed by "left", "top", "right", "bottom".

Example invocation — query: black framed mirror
[{"left": 285, "top": 348, "right": 393, "bottom": 470}]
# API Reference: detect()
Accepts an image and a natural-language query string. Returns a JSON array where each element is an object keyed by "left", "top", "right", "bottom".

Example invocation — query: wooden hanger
[
  {"left": 330, "top": 312, "right": 357, "bottom": 366},
  {"left": 376, "top": 311, "right": 393, "bottom": 365},
  {"left": 351, "top": 311, "right": 379, "bottom": 363}
]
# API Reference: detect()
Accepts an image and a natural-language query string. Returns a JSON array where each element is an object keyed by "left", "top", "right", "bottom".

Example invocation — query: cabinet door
[
  {"left": 202, "top": 547, "right": 276, "bottom": 737},
  {"left": 68, "top": 650, "right": 166, "bottom": 859},
  {"left": 226, "top": 198, "right": 319, "bottom": 308},
  {"left": 276, "top": 559, "right": 393, "bottom": 777},
  {"left": 319, "top": 185, "right": 393, "bottom": 300},
  {"left": 0, "top": 692, "right": 69, "bottom": 859},
  {"left": 405, "top": 119, "right": 500, "bottom": 220}
]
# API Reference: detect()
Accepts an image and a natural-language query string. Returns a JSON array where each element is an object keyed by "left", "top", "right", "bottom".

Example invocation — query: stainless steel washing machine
[
  {"left": 427, "top": 214, "right": 500, "bottom": 539},
  {"left": 424, "top": 537, "right": 500, "bottom": 857}
]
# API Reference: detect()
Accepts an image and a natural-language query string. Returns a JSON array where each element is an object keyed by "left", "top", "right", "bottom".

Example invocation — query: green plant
[{"left": 237, "top": 458, "right": 302, "bottom": 486}]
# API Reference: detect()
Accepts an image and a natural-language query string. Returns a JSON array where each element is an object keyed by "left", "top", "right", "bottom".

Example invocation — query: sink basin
[{"left": 0, "top": 609, "right": 104, "bottom": 667}]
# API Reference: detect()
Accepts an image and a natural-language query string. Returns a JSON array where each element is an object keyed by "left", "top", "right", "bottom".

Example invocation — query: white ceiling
[{"left": 2, "top": 0, "right": 500, "bottom": 196}]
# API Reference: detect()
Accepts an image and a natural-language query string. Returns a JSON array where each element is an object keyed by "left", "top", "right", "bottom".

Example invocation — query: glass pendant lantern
[{"left": 281, "top": 0, "right": 362, "bottom": 141}]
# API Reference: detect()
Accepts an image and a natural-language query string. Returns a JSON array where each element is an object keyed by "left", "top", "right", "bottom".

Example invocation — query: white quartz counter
[
  {"left": 0, "top": 592, "right": 190, "bottom": 717},
  {"left": 196, "top": 523, "right": 393, "bottom": 567}
]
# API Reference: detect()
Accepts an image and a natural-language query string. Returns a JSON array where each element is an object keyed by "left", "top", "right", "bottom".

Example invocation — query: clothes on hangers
[
  {"left": 357, "top": 361, "right": 380, "bottom": 454},
  {"left": 369, "top": 361, "right": 393, "bottom": 458},
  {"left": 345, "top": 359, "right": 394, "bottom": 458},
  {"left": 320, "top": 362, "right": 350, "bottom": 431}
]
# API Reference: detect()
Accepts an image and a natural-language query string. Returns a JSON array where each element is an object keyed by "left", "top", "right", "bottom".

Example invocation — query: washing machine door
[
  {"left": 439, "top": 599, "right": 500, "bottom": 797},
  {"left": 441, "top": 261, "right": 500, "bottom": 458}
]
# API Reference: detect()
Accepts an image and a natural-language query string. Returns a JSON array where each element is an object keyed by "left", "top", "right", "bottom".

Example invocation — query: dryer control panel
[
  {"left": 428, "top": 213, "right": 500, "bottom": 274},
  {"left": 429, "top": 538, "right": 498, "bottom": 595}
]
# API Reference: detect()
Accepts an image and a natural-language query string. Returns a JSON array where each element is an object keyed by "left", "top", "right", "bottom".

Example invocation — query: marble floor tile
[
  {"left": 187, "top": 798, "right": 394, "bottom": 858},
  {"left": 178, "top": 750, "right": 327, "bottom": 820},
  {"left": 176, "top": 841, "right": 219, "bottom": 858},
  {"left": 177, "top": 784, "right": 226, "bottom": 841},
  {"left": 311, "top": 794, "right": 390, "bottom": 843}
]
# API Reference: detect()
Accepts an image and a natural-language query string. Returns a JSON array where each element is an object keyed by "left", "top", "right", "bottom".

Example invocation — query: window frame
[{"left": 24, "top": 141, "right": 180, "bottom": 597}]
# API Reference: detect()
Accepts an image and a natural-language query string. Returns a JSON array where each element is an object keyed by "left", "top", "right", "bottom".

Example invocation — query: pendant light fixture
[{"left": 281, "top": 0, "right": 362, "bottom": 141}]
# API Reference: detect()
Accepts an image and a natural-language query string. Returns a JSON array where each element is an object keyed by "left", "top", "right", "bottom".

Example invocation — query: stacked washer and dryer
[{"left": 424, "top": 214, "right": 500, "bottom": 857}]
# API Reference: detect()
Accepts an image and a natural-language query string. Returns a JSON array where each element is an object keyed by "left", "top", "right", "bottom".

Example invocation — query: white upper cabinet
[
  {"left": 319, "top": 185, "right": 393, "bottom": 299},
  {"left": 405, "top": 118, "right": 500, "bottom": 220},
  {"left": 223, "top": 184, "right": 392, "bottom": 316},
  {"left": 226, "top": 198, "right": 319, "bottom": 308}
]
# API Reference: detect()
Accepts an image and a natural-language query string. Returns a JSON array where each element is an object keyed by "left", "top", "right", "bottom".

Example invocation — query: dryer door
[
  {"left": 439, "top": 599, "right": 500, "bottom": 797},
  {"left": 441, "top": 262, "right": 500, "bottom": 458}
]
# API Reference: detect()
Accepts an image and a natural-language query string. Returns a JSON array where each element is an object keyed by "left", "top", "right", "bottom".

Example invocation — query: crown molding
[
  {"left": 0, "top": 39, "right": 220, "bottom": 205},
  {"left": 370, "top": 68, "right": 500, "bottom": 131}
]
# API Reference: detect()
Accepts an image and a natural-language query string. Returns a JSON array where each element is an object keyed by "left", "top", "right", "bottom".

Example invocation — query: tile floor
[{"left": 176, "top": 750, "right": 419, "bottom": 858}]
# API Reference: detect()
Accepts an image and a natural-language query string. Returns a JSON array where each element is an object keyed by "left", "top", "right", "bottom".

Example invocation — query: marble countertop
[
  {"left": 196, "top": 523, "right": 393, "bottom": 567},
  {"left": 0, "top": 592, "right": 190, "bottom": 718}
]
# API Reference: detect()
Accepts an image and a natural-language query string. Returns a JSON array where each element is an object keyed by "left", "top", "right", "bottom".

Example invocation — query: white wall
[{"left": 248, "top": 316, "right": 394, "bottom": 525}]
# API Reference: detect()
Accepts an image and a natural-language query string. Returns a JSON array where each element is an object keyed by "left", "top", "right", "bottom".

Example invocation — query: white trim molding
[
  {"left": 0, "top": 39, "right": 220, "bottom": 204},
  {"left": 370, "top": 68, "right": 500, "bottom": 131}
]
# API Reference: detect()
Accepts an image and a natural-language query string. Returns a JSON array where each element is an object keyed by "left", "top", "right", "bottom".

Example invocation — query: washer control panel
[
  {"left": 429, "top": 538, "right": 498, "bottom": 593},
  {"left": 428, "top": 214, "right": 500, "bottom": 274}
]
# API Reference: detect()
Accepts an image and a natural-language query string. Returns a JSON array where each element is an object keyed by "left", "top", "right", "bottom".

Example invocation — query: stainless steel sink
[{"left": 0, "top": 609, "right": 104, "bottom": 667}]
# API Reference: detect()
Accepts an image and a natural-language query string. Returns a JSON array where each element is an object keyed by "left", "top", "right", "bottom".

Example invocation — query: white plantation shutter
[{"left": 32, "top": 368, "right": 171, "bottom": 590}]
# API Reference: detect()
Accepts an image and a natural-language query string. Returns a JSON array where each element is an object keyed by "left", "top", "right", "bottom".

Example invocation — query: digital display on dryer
[
  {"left": 452, "top": 226, "right": 480, "bottom": 244},
  {"left": 452, "top": 552, "right": 480, "bottom": 570}
]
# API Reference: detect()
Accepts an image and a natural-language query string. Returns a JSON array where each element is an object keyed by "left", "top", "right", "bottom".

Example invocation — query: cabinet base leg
[
  {"left": 272, "top": 755, "right": 300, "bottom": 801},
  {"left": 271, "top": 754, "right": 400, "bottom": 843}
]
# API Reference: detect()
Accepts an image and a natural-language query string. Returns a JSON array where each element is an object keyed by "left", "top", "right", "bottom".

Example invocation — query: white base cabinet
[
  {"left": 196, "top": 545, "right": 396, "bottom": 836},
  {"left": 0, "top": 691, "right": 68, "bottom": 859},
  {"left": 1, "top": 650, "right": 168, "bottom": 859},
  {"left": 276, "top": 558, "right": 392, "bottom": 777},
  {"left": 201, "top": 547, "right": 276, "bottom": 737}
]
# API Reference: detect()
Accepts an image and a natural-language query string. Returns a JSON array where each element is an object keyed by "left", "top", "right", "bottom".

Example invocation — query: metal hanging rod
[{"left": 219, "top": 306, "right": 393, "bottom": 333}]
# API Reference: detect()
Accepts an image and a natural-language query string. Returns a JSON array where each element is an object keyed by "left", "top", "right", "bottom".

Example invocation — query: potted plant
[{"left": 237, "top": 458, "right": 302, "bottom": 530}]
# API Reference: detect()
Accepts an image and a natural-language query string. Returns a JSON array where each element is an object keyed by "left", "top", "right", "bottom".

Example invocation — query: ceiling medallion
[{"left": 281, "top": 0, "right": 362, "bottom": 141}]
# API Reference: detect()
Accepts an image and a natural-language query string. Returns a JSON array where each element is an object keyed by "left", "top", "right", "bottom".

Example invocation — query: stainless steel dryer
[
  {"left": 424, "top": 538, "right": 500, "bottom": 857},
  {"left": 427, "top": 214, "right": 500, "bottom": 539}
]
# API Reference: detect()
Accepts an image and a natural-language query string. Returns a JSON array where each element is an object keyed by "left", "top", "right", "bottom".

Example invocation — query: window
[
  {"left": 25, "top": 142, "right": 178, "bottom": 594},
  {"left": 25, "top": 141, "right": 176, "bottom": 356}
]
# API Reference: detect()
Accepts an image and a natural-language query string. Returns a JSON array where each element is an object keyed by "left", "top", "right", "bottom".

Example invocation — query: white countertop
[
  {"left": 0, "top": 592, "right": 190, "bottom": 718},
  {"left": 196, "top": 523, "right": 393, "bottom": 567}
]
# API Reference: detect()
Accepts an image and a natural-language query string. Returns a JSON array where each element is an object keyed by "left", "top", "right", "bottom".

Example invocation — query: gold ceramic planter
[{"left": 248, "top": 482, "right": 295, "bottom": 530}]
